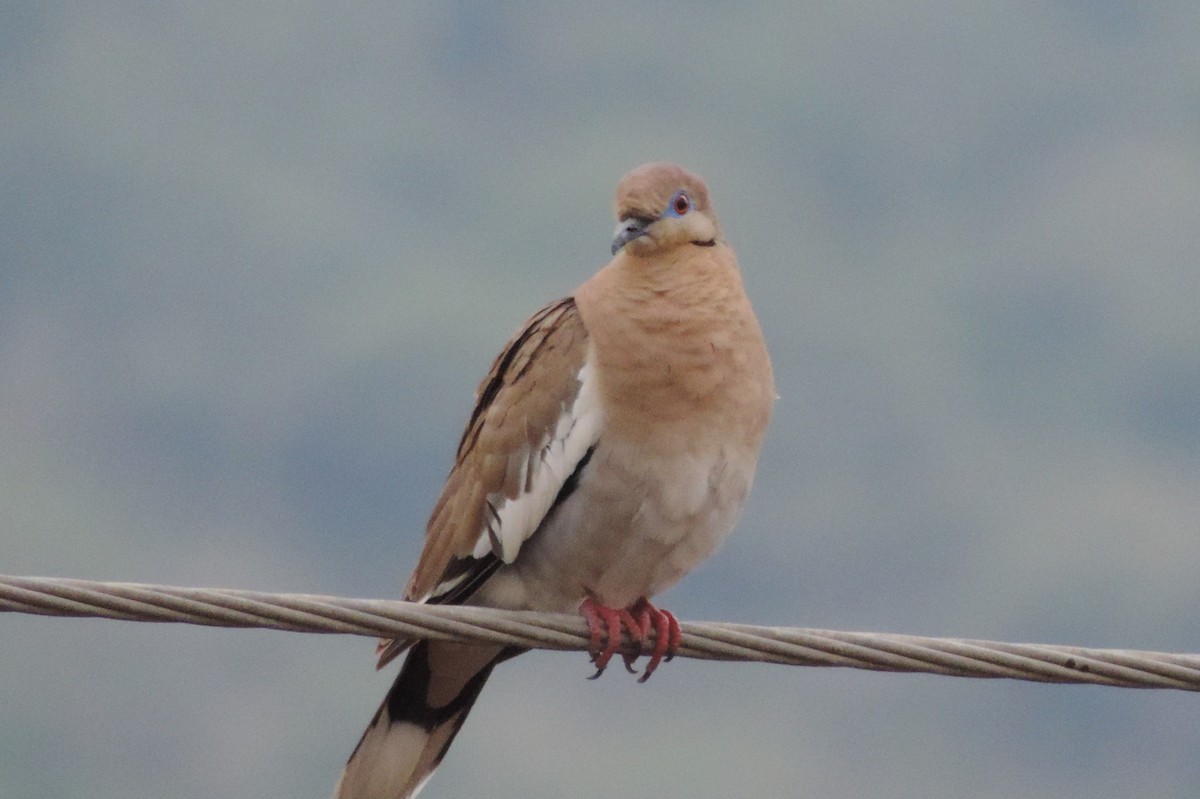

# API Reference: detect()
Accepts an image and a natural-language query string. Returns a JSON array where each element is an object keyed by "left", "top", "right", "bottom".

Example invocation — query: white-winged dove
[{"left": 335, "top": 163, "right": 775, "bottom": 798}]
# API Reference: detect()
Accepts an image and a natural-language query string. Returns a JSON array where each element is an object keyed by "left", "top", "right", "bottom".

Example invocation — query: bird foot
[
  {"left": 579, "top": 596, "right": 682, "bottom": 681},
  {"left": 627, "top": 597, "right": 682, "bottom": 682}
]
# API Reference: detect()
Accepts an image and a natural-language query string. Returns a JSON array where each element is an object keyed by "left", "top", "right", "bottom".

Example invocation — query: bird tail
[{"left": 334, "top": 641, "right": 520, "bottom": 799}]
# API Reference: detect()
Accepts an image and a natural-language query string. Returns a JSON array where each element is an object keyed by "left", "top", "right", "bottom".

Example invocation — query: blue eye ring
[{"left": 667, "top": 191, "right": 691, "bottom": 217}]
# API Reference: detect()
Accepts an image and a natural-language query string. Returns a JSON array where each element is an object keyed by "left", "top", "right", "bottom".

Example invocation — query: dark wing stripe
[
  {"left": 456, "top": 298, "right": 575, "bottom": 458},
  {"left": 551, "top": 444, "right": 595, "bottom": 508},
  {"left": 430, "top": 554, "right": 502, "bottom": 607}
]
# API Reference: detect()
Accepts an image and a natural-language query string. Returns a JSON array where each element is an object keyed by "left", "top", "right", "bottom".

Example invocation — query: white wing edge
[{"left": 470, "top": 358, "right": 602, "bottom": 563}]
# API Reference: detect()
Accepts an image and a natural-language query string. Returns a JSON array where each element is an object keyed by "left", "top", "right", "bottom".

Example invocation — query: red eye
[{"left": 673, "top": 192, "right": 691, "bottom": 216}]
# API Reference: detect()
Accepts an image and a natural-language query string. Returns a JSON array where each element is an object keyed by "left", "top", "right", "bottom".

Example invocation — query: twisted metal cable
[{"left": 2, "top": 574, "right": 1198, "bottom": 691}]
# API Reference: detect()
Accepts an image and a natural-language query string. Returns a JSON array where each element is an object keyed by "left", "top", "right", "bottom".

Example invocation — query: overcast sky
[{"left": 3, "top": 4, "right": 1199, "bottom": 798}]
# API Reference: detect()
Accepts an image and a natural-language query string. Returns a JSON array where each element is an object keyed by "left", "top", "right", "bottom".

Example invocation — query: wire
[{"left": 2, "top": 574, "right": 1197, "bottom": 690}]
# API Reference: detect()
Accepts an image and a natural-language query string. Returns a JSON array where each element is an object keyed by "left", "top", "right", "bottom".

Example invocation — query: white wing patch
[{"left": 471, "top": 359, "right": 602, "bottom": 563}]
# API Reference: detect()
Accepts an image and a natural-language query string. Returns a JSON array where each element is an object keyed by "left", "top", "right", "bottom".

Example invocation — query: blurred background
[{"left": 3, "top": 4, "right": 1199, "bottom": 797}]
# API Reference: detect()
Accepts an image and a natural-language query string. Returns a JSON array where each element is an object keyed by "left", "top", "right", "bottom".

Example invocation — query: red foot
[
  {"left": 580, "top": 597, "right": 638, "bottom": 677},
  {"left": 578, "top": 596, "right": 682, "bottom": 681},
  {"left": 627, "top": 598, "right": 682, "bottom": 682}
]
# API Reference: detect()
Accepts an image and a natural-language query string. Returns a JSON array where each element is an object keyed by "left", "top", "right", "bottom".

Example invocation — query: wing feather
[{"left": 378, "top": 297, "right": 598, "bottom": 666}]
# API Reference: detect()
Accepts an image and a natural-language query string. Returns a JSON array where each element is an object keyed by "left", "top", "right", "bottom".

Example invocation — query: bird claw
[
  {"left": 579, "top": 596, "right": 681, "bottom": 681},
  {"left": 630, "top": 598, "right": 681, "bottom": 682}
]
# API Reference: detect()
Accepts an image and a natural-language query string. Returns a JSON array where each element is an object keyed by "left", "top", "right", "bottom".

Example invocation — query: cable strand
[{"left": 1, "top": 575, "right": 1197, "bottom": 692}]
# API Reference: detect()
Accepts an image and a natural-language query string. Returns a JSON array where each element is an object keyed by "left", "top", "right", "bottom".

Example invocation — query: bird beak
[{"left": 611, "top": 216, "right": 653, "bottom": 255}]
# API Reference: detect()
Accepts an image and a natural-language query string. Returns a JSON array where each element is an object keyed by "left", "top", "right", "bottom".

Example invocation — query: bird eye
[{"left": 671, "top": 192, "right": 691, "bottom": 216}]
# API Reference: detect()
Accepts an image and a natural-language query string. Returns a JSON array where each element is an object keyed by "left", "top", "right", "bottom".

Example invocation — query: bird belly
[{"left": 476, "top": 439, "right": 755, "bottom": 612}]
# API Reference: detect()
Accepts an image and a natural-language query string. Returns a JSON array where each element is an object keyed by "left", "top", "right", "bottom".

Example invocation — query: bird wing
[{"left": 377, "top": 296, "right": 599, "bottom": 666}]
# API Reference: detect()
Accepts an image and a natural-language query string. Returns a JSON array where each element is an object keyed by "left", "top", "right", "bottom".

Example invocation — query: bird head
[{"left": 610, "top": 163, "right": 720, "bottom": 257}]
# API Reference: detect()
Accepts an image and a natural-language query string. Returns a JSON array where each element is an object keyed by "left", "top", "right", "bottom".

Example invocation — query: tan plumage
[
  {"left": 336, "top": 163, "right": 774, "bottom": 799},
  {"left": 403, "top": 298, "right": 589, "bottom": 607}
]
